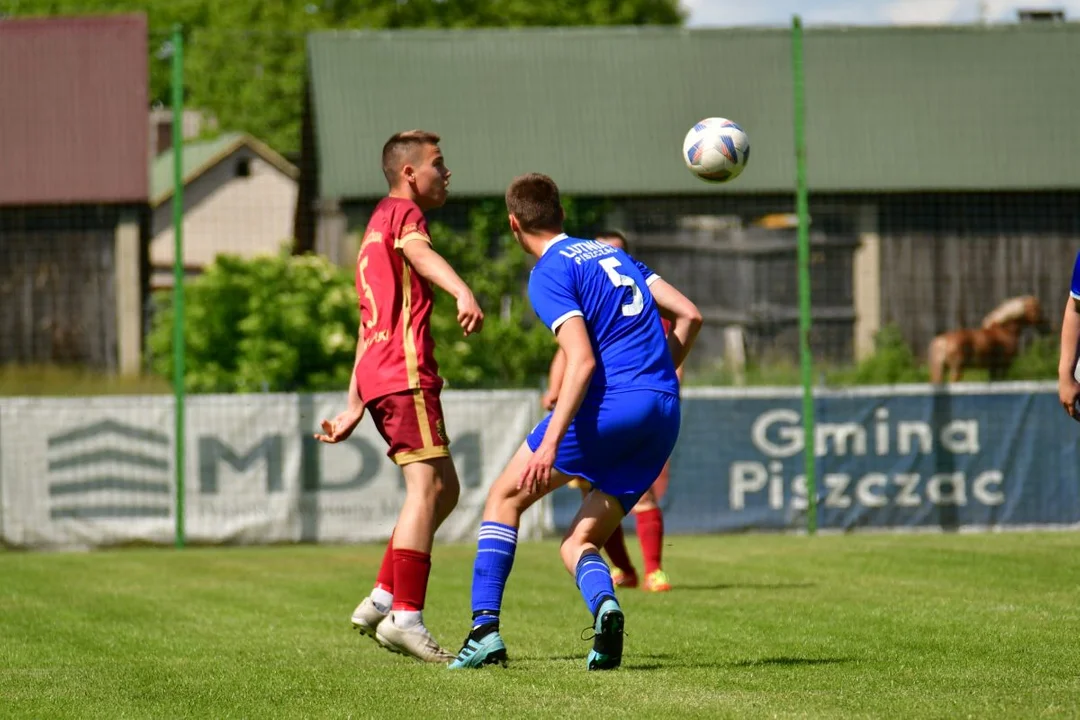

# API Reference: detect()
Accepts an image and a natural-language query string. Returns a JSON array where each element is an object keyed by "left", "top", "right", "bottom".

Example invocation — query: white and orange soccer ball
[{"left": 682, "top": 117, "right": 750, "bottom": 183}]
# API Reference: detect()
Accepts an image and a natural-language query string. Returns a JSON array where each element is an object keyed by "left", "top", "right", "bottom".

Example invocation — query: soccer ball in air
[{"left": 682, "top": 117, "right": 750, "bottom": 183}]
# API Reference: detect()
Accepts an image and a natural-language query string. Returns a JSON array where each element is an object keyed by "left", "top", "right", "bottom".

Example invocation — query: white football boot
[
  {"left": 374, "top": 613, "right": 456, "bottom": 664},
  {"left": 350, "top": 596, "right": 389, "bottom": 641}
]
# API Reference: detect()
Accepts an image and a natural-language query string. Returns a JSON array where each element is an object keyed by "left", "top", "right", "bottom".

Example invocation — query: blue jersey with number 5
[{"left": 528, "top": 234, "right": 679, "bottom": 401}]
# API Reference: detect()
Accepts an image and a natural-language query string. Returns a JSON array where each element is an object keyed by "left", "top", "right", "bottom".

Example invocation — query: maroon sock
[
  {"left": 375, "top": 530, "right": 395, "bottom": 593},
  {"left": 636, "top": 508, "right": 664, "bottom": 575},
  {"left": 603, "top": 525, "right": 636, "bottom": 576},
  {"left": 391, "top": 548, "right": 432, "bottom": 612}
]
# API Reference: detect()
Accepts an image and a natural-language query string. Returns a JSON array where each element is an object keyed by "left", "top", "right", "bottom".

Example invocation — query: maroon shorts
[{"left": 367, "top": 388, "right": 450, "bottom": 465}]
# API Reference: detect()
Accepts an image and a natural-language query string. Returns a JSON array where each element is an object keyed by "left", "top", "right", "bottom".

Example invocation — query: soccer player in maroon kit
[
  {"left": 315, "top": 130, "right": 484, "bottom": 663},
  {"left": 541, "top": 230, "right": 675, "bottom": 593}
]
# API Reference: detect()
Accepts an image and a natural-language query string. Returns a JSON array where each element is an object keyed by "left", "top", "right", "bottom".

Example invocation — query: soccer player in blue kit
[{"left": 449, "top": 173, "right": 703, "bottom": 671}]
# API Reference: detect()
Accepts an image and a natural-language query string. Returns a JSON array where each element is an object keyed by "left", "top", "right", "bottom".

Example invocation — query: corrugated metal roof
[
  {"left": 307, "top": 24, "right": 1080, "bottom": 199},
  {"left": 150, "top": 132, "right": 298, "bottom": 207},
  {"left": 0, "top": 14, "right": 148, "bottom": 206}
]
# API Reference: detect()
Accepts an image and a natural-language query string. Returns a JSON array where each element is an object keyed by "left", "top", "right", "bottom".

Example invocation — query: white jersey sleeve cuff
[
  {"left": 1071, "top": 290, "right": 1080, "bottom": 300},
  {"left": 550, "top": 310, "right": 584, "bottom": 332},
  {"left": 646, "top": 274, "right": 661, "bottom": 286}
]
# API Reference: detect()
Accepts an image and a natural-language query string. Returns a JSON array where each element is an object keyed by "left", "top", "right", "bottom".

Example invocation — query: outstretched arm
[
  {"left": 649, "top": 278, "right": 703, "bottom": 370},
  {"left": 401, "top": 239, "right": 484, "bottom": 336},
  {"left": 315, "top": 329, "right": 366, "bottom": 444}
]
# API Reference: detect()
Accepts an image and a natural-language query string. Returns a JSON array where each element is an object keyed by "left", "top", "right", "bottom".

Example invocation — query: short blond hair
[{"left": 381, "top": 130, "right": 441, "bottom": 186}]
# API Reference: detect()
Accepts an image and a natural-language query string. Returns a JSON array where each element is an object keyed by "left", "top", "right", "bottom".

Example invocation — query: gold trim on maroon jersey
[
  {"left": 394, "top": 230, "right": 431, "bottom": 250},
  {"left": 410, "top": 388, "right": 435, "bottom": 450},
  {"left": 360, "top": 230, "right": 384, "bottom": 251},
  {"left": 400, "top": 262, "right": 421, "bottom": 390},
  {"left": 392, "top": 445, "right": 450, "bottom": 466}
]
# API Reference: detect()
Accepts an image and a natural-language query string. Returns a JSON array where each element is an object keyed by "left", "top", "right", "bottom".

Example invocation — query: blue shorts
[{"left": 527, "top": 389, "right": 681, "bottom": 514}]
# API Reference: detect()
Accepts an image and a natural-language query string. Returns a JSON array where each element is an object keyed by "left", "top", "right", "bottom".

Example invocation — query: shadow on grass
[
  {"left": 530, "top": 652, "right": 854, "bottom": 671},
  {"left": 622, "top": 655, "right": 855, "bottom": 671},
  {"left": 673, "top": 582, "right": 817, "bottom": 591},
  {"left": 729, "top": 656, "right": 854, "bottom": 668}
]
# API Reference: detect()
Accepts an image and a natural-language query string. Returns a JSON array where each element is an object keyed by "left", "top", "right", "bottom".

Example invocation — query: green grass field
[{"left": 3, "top": 533, "right": 1079, "bottom": 719}]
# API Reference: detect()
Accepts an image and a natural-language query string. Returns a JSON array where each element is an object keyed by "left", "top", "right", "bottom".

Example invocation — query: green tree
[
  {"left": 15, "top": 0, "right": 684, "bottom": 153},
  {"left": 426, "top": 197, "right": 612, "bottom": 389},
  {"left": 427, "top": 202, "right": 553, "bottom": 389}
]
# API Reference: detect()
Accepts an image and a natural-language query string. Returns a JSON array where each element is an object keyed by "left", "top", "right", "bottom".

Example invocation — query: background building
[
  {"left": 0, "top": 14, "right": 149, "bottom": 373},
  {"left": 300, "top": 23, "right": 1079, "bottom": 365}
]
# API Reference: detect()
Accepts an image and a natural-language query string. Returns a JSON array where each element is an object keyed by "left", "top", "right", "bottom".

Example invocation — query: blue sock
[
  {"left": 470, "top": 521, "right": 518, "bottom": 628},
  {"left": 576, "top": 550, "right": 617, "bottom": 617}
]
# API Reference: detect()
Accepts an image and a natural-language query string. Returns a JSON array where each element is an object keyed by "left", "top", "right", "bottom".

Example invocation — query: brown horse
[{"left": 927, "top": 295, "right": 1051, "bottom": 383}]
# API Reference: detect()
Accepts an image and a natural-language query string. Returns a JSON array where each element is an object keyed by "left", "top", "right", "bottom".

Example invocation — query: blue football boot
[
  {"left": 586, "top": 598, "right": 625, "bottom": 671},
  {"left": 448, "top": 623, "right": 508, "bottom": 669}
]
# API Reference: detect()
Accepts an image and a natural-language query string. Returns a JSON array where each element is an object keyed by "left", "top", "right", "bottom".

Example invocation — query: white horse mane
[{"left": 981, "top": 296, "right": 1033, "bottom": 328}]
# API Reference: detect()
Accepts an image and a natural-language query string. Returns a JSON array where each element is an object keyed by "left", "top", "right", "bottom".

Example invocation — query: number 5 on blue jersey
[{"left": 599, "top": 257, "right": 644, "bottom": 317}]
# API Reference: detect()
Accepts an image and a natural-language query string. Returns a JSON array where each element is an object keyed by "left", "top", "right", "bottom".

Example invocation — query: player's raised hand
[
  {"left": 519, "top": 443, "right": 556, "bottom": 494},
  {"left": 456, "top": 290, "right": 484, "bottom": 336},
  {"left": 314, "top": 405, "right": 365, "bottom": 444}
]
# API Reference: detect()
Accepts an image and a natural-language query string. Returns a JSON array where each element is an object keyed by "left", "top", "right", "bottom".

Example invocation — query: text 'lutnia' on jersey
[{"left": 558, "top": 240, "right": 619, "bottom": 265}]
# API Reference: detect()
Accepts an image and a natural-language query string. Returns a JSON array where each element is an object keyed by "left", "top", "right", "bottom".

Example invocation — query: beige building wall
[
  {"left": 151, "top": 156, "right": 298, "bottom": 287},
  {"left": 853, "top": 204, "right": 882, "bottom": 361},
  {"left": 114, "top": 210, "right": 142, "bottom": 375}
]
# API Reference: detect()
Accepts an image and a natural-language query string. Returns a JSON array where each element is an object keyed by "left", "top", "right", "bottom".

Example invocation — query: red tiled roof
[{"left": 0, "top": 14, "right": 148, "bottom": 205}]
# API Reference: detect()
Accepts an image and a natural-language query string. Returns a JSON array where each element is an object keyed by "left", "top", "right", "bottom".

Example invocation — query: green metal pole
[
  {"left": 792, "top": 15, "right": 817, "bottom": 534},
  {"left": 171, "top": 25, "right": 186, "bottom": 549}
]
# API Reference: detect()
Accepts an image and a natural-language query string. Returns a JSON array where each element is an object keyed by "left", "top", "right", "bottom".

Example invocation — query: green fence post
[
  {"left": 792, "top": 15, "right": 817, "bottom": 534},
  {"left": 171, "top": 24, "right": 186, "bottom": 549}
]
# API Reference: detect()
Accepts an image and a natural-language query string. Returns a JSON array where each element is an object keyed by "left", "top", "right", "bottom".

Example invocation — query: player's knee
[
  {"left": 433, "top": 459, "right": 460, "bottom": 508},
  {"left": 559, "top": 527, "right": 600, "bottom": 572},
  {"left": 482, "top": 480, "right": 515, "bottom": 518},
  {"left": 403, "top": 458, "right": 457, "bottom": 508},
  {"left": 437, "top": 477, "right": 459, "bottom": 513},
  {"left": 633, "top": 492, "right": 658, "bottom": 513},
  {"left": 485, "top": 485, "right": 533, "bottom": 518},
  {"left": 559, "top": 536, "right": 586, "bottom": 574}
]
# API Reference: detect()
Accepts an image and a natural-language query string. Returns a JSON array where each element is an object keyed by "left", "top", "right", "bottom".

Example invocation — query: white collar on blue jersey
[{"left": 540, "top": 233, "right": 569, "bottom": 256}]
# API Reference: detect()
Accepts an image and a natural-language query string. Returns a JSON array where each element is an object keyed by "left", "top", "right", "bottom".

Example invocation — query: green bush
[
  {"left": 425, "top": 203, "right": 555, "bottom": 389},
  {"left": 684, "top": 324, "right": 929, "bottom": 388},
  {"left": 683, "top": 323, "right": 1063, "bottom": 388},
  {"left": 1006, "top": 334, "right": 1059, "bottom": 381},
  {"left": 147, "top": 249, "right": 357, "bottom": 393},
  {"left": 830, "top": 324, "right": 928, "bottom": 385},
  {"left": 415, "top": 196, "right": 611, "bottom": 389}
]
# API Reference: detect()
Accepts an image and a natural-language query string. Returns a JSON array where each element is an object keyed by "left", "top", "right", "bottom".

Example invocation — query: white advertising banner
[
  {"left": 0, "top": 396, "right": 176, "bottom": 548},
  {"left": 0, "top": 391, "right": 551, "bottom": 549},
  {"left": 302, "top": 390, "right": 549, "bottom": 544},
  {"left": 184, "top": 394, "right": 305, "bottom": 545}
]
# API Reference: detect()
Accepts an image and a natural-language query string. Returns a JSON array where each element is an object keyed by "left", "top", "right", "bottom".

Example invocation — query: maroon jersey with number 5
[{"left": 354, "top": 197, "right": 442, "bottom": 403}]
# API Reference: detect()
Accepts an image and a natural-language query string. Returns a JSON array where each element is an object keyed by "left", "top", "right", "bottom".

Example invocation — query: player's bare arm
[
  {"left": 520, "top": 317, "right": 595, "bottom": 493},
  {"left": 1058, "top": 295, "right": 1080, "bottom": 420},
  {"left": 315, "top": 328, "right": 366, "bottom": 443},
  {"left": 648, "top": 278, "right": 703, "bottom": 369},
  {"left": 542, "top": 347, "right": 567, "bottom": 410},
  {"left": 400, "top": 239, "right": 484, "bottom": 336}
]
